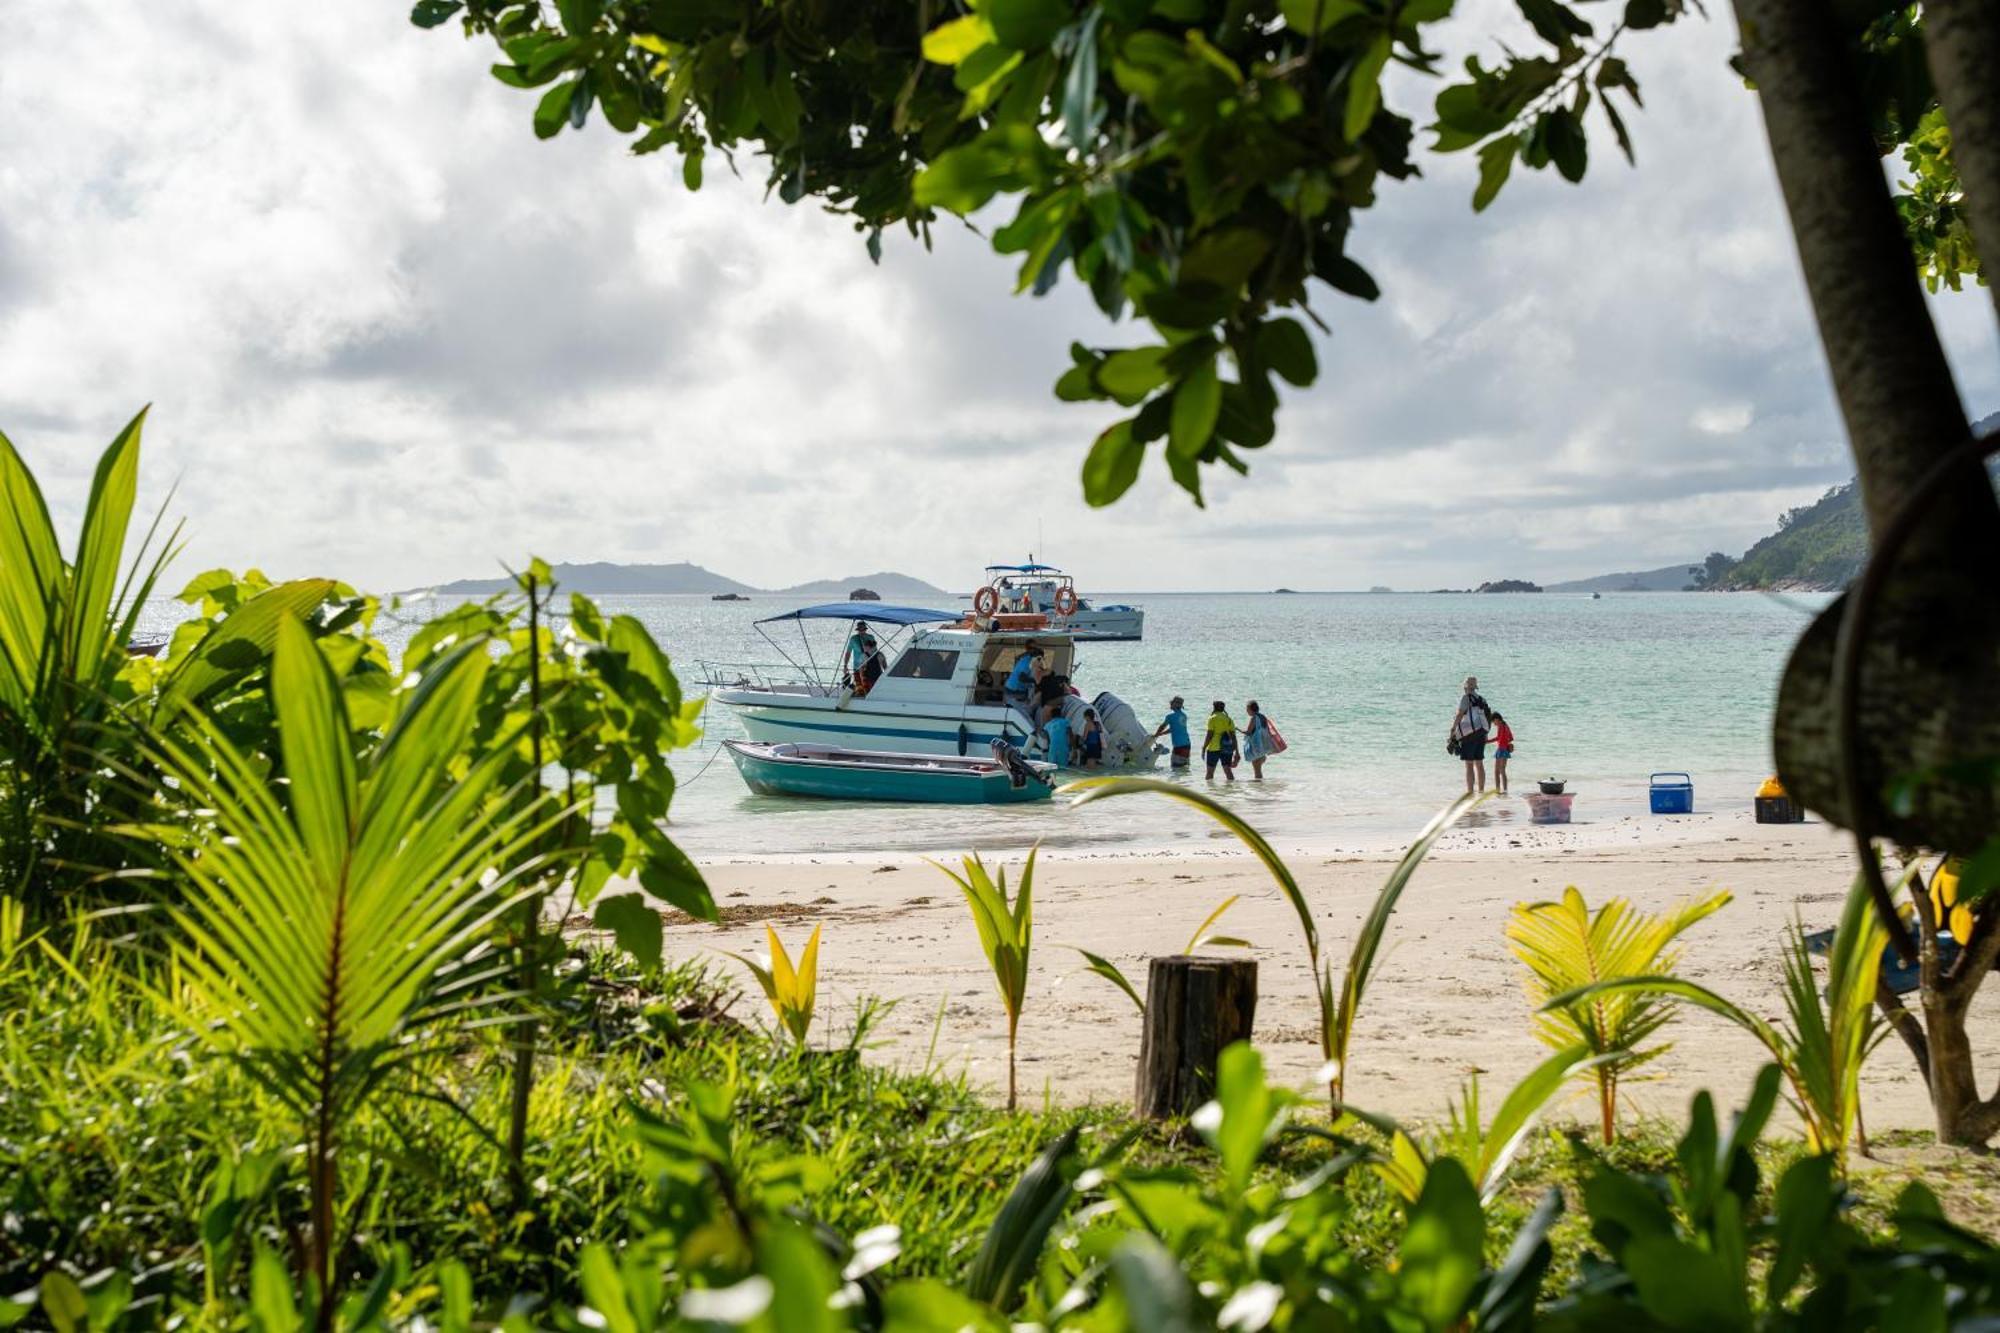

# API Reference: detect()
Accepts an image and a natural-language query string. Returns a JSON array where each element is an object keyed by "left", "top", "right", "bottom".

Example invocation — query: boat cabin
[{"left": 865, "top": 628, "right": 1076, "bottom": 708}]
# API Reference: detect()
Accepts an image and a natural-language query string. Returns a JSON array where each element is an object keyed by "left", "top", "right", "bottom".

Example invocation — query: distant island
[
  {"left": 419, "top": 562, "right": 950, "bottom": 601},
  {"left": 1544, "top": 563, "right": 1707, "bottom": 594},
  {"left": 1273, "top": 587, "right": 1299, "bottom": 594},
  {"left": 1426, "top": 579, "right": 1543, "bottom": 593}
]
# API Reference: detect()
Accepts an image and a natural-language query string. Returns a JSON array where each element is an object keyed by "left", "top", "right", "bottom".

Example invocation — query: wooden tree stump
[{"left": 1134, "top": 955, "right": 1258, "bottom": 1120}]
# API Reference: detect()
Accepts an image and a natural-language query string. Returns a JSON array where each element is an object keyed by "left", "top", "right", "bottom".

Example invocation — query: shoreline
[{"left": 641, "top": 812, "right": 1994, "bottom": 1136}]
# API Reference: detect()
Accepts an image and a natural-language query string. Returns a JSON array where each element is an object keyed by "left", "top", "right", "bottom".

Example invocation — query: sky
[{"left": 1, "top": 3, "right": 1995, "bottom": 594}]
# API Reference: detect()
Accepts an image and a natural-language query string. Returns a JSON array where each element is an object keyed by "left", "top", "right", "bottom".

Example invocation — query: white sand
[{"left": 651, "top": 809, "right": 1991, "bottom": 1135}]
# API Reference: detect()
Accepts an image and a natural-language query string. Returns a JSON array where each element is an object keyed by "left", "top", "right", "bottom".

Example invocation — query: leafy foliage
[
  {"left": 1553, "top": 867, "right": 1906, "bottom": 1170},
  {"left": 936, "top": 848, "right": 1038, "bottom": 1109},
  {"left": 133, "top": 617, "right": 569, "bottom": 1315},
  {"left": 730, "top": 923, "right": 824, "bottom": 1045},
  {"left": 1507, "top": 884, "right": 1731, "bottom": 1144},
  {"left": 418, "top": 0, "right": 1710, "bottom": 509}
]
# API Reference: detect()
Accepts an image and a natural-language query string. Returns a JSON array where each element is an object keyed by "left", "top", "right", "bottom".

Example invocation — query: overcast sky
[{"left": 2, "top": 2, "right": 1994, "bottom": 593}]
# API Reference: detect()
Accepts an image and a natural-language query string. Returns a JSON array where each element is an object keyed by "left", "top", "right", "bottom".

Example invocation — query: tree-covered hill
[{"left": 1698, "top": 411, "right": 1998, "bottom": 591}]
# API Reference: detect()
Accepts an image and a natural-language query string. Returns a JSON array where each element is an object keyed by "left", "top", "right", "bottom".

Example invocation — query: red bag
[{"left": 1265, "top": 718, "right": 1288, "bottom": 754}]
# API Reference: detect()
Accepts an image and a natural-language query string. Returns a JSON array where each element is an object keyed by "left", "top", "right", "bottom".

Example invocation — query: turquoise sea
[{"left": 141, "top": 589, "right": 1822, "bottom": 859}]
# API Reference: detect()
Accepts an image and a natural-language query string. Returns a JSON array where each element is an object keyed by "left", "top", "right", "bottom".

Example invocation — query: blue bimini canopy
[
  {"left": 984, "top": 563, "right": 1062, "bottom": 573},
  {"left": 756, "top": 601, "right": 962, "bottom": 627}
]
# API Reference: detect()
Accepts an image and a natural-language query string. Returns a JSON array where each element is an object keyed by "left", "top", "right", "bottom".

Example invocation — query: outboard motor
[
  {"left": 1089, "top": 692, "right": 1158, "bottom": 768},
  {"left": 989, "top": 738, "right": 1049, "bottom": 790}
]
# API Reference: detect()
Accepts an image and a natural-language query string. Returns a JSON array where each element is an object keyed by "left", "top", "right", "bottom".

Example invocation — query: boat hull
[
  {"left": 713, "top": 690, "right": 1035, "bottom": 756},
  {"left": 724, "top": 741, "right": 1054, "bottom": 804},
  {"left": 1062, "top": 607, "right": 1144, "bottom": 641}
]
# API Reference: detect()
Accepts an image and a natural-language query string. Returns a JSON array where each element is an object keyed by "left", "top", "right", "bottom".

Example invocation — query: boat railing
[{"left": 697, "top": 660, "right": 837, "bottom": 695}]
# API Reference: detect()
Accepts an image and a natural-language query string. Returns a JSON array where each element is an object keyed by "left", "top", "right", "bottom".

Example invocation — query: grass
[{"left": 6, "top": 918, "right": 1996, "bottom": 1324}]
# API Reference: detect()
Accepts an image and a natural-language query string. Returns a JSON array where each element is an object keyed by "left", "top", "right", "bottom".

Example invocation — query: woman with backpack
[{"left": 1449, "top": 675, "right": 1491, "bottom": 795}]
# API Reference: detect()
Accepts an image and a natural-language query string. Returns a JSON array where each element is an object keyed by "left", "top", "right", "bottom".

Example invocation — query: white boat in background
[
  {"left": 701, "top": 601, "right": 1157, "bottom": 768},
  {"left": 974, "top": 560, "right": 1143, "bottom": 642}
]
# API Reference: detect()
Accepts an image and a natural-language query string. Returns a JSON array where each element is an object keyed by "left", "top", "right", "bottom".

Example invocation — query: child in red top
[{"left": 1490, "top": 712, "right": 1515, "bottom": 793}]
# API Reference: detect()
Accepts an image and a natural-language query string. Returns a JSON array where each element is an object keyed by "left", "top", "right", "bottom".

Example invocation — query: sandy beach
[{"left": 652, "top": 807, "right": 1994, "bottom": 1136}]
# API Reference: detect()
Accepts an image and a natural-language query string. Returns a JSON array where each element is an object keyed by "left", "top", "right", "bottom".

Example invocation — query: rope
[{"left": 678, "top": 739, "right": 730, "bottom": 787}]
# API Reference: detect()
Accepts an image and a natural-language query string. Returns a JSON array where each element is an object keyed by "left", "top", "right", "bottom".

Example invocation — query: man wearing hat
[
  {"left": 844, "top": 620, "right": 871, "bottom": 684},
  {"left": 1152, "top": 695, "right": 1192, "bottom": 769}
]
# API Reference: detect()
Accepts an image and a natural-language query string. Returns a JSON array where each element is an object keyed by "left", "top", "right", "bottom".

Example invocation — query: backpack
[{"left": 1464, "top": 693, "right": 1489, "bottom": 735}]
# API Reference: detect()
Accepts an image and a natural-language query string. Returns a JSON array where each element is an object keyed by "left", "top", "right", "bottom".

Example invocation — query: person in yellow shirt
[{"left": 1203, "top": 700, "right": 1238, "bottom": 781}]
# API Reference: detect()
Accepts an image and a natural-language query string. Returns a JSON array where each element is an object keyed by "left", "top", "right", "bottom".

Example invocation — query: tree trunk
[
  {"left": 1135, "top": 955, "right": 1258, "bottom": 1120},
  {"left": 1921, "top": 0, "right": 2000, "bottom": 327},
  {"left": 1732, "top": 0, "right": 2000, "bottom": 852}
]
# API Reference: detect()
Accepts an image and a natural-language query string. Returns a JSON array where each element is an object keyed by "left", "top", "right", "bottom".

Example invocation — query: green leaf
[
  {"left": 594, "top": 892, "right": 664, "bottom": 967},
  {"left": 1257, "top": 318, "right": 1317, "bottom": 387},
  {"left": 1545, "top": 108, "right": 1587, "bottom": 182},
  {"left": 1082, "top": 421, "right": 1144, "bottom": 507},
  {"left": 1096, "top": 346, "right": 1172, "bottom": 404},
  {"left": 922, "top": 13, "right": 992, "bottom": 64},
  {"left": 1061, "top": 11, "right": 1102, "bottom": 148},
  {"left": 1070, "top": 945, "right": 1145, "bottom": 1010},
  {"left": 1179, "top": 227, "right": 1271, "bottom": 294},
  {"left": 37, "top": 1274, "right": 86, "bottom": 1333},
  {"left": 1344, "top": 32, "right": 1392, "bottom": 143},
  {"left": 963, "top": 1128, "right": 1080, "bottom": 1311},
  {"left": 1625, "top": 0, "right": 1670, "bottom": 27},
  {"left": 1321, "top": 253, "right": 1380, "bottom": 301},
  {"left": 410, "top": 0, "right": 463, "bottom": 27},
  {"left": 1279, "top": 0, "right": 1366, "bottom": 36},
  {"left": 1473, "top": 135, "right": 1517, "bottom": 211},
  {"left": 1167, "top": 359, "right": 1221, "bottom": 463},
  {"left": 987, "top": 0, "right": 1073, "bottom": 52},
  {"left": 534, "top": 79, "right": 576, "bottom": 139},
  {"left": 158, "top": 579, "right": 341, "bottom": 715},
  {"left": 1398, "top": 1158, "right": 1485, "bottom": 1327},
  {"left": 271, "top": 618, "right": 359, "bottom": 882}
]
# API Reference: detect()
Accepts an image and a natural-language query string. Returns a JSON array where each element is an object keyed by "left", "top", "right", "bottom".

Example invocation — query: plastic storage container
[
  {"left": 1649, "top": 772, "right": 1694, "bottom": 815},
  {"left": 1754, "top": 777, "right": 1804, "bottom": 823},
  {"left": 1525, "top": 792, "right": 1574, "bottom": 824}
]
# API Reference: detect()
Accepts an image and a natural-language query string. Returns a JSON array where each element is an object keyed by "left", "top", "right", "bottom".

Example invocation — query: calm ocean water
[{"left": 143, "top": 590, "right": 1827, "bottom": 858}]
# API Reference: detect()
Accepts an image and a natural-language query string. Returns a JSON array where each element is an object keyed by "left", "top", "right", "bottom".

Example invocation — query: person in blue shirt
[
  {"left": 1043, "top": 711, "right": 1073, "bottom": 769},
  {"left": 1151, "top": 695, "right": 1191, "bottom": 769},
  {"left": 1004, "top": 643, "right": 1041, "bottom": 716},
  {"left": 843, "top": 621, "right": 871, "bottom": 684}
]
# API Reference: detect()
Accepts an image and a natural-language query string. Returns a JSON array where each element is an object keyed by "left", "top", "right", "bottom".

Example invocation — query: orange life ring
[
  {"left": 973, "top": 586, "right": 1001, "bottom": 617},
  {"left": 1053, "top": 587, "right": 1080, "bottom": 616}
]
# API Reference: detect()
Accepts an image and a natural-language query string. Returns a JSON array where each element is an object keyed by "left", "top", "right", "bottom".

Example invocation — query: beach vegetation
[
  {"left": 1551, "top": 867, "right": 1905, "bottom": 1172},
  {"left": 1507, "top": 885, "right": 1733, "bottom": 1145},
  {"left": 728, "top": 923, "right": 824, "bottom": 1045},
  {"left": 1068, "top": 892, "right": 1249, "bottom": 1013},
  {"left": 935, "top": 849, "right": 1037, "bottom": 1110},
  {"left": 1069, "top": 779, "right": 1484, "bottom": 1108},
  {"left": 1376, "top": 1045, "right": 1604, "bottom": 1207},
  {"left": 132, "top": 616, "right": 571, "bottom": 1323}
]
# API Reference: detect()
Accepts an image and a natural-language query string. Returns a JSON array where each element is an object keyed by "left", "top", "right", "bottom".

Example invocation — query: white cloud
[{"left": 0, "top": 0, "right": 1993, "bottom": 594}]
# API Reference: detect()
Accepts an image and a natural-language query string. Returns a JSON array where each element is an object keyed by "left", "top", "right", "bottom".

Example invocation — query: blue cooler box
[{"left": 1649, "top": 772, "right": 1694, "bottom": 814}]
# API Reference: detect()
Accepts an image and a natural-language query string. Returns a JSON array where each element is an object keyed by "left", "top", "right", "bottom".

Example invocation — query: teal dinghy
[{"left": 723, "top": 741, "right": 1056, "bottom": 804}]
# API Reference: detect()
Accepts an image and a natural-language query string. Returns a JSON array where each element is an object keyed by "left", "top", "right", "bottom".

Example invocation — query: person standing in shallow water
[
  {"left": 1241, "top": 700, "right": 1275, "bottom": 780},
  {"left": 1450, "top": 675, "right": 1491, "bottom": 795},
  {"left": 1489, "top": 711, "right": 1515, "bottom": 794},
  {"left": 1204, "top": 700, "right": 1239, "bottom": 781},
  {"left": 1152, "top": 695, "right": 1192, "bottom": 770}
]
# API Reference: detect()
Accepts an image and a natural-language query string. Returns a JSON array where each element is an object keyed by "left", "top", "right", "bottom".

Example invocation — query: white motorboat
[
  {"left": 974, "top": 560, "right": 1143, "bottom": 642},
  {"left": 701, "top": 601, "right": 1157, "bottom": 768}
]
